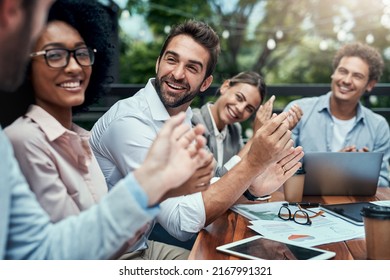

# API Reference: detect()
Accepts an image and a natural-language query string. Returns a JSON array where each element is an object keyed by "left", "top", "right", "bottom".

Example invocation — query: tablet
[
  {"left": 217, "top": 236, "right": 336, "bottom": 260},
  {"left": 320, "top": 202, "right": 372, "bottom": 226}
]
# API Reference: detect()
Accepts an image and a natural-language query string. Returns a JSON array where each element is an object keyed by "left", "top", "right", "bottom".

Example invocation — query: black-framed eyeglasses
[
  {"left": 278, "top": 203, "right": 324, "bottom": 225},
  {"left": 30, "top": 47, "right": 96, "bottom": 68}
]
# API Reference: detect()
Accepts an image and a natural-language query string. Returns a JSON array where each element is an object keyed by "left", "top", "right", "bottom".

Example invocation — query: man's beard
[{"left": 155, "top": 75, "right": 201, "bottom": 108}]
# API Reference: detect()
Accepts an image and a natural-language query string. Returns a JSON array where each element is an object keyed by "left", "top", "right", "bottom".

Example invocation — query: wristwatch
[{"left": 243, "top": 189, "right": 259, "bottom": 201}]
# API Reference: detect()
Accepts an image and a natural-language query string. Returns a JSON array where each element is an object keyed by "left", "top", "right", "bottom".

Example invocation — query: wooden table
[{"left": 189, "top": 188, "right": 390, "bottom": 260}]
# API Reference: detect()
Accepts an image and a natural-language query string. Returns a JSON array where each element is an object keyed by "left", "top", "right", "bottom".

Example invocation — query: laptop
[{"left": 302, "top": 152, "right": 383, "bottom": 196}]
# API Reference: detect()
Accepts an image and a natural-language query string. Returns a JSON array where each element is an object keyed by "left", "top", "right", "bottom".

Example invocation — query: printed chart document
[{"left": 231, "top": 202, "right": 364, "bottom": 247}]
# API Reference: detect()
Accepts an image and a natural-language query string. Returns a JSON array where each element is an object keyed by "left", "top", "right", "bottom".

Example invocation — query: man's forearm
[{"left": 201, "top": 157, "right": 266, "bottom": 226}]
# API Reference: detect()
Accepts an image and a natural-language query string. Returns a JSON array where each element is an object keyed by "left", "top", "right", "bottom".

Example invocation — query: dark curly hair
[
  {"left": 47, "top": 0, "right": 114, "bottom": 113},
  {"left": 332, "top": 42, "right": 384, "bottom": 82},
  {"left": 1, "top": 0, "right": 113, "bottom": 126}
]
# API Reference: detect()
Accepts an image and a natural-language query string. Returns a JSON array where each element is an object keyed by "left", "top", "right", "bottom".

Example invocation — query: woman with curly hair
[{"left": 4, "top": 0, "right": 114, "bottom": 222}]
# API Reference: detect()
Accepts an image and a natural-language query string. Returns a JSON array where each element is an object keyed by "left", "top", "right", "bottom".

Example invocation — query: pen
[{"left": 283, "top": 202, "right": 320, "bottom": 207}]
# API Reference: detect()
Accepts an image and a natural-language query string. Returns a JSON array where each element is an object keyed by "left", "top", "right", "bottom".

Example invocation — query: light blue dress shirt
[
  {"left": 0, "top": 128, "right": 159, "bottom": 259},
  {"left": 284, "top": 92, "right": 390, "bottom": 187}
]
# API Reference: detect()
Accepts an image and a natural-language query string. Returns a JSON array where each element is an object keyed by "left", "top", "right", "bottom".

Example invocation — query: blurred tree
[
  {"left": 126, "top": 0, "right": 213, "bottom": 34},
  {"left": 90, "top": 0, "right": 390, "bottom": 132},
  {"left": 120, "top": 0, "right": 390, "bottom": 86},
  {"left": 60, "top": 1, "right": 388, "bottom": 130},
  {"left": 119, "top": 32, "right": 162, "bottom": 83}
]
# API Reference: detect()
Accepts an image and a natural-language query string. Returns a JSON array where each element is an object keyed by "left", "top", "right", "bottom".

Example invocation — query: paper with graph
[{"left": 232, "top": 201, "right": 364, "bottom": 247}]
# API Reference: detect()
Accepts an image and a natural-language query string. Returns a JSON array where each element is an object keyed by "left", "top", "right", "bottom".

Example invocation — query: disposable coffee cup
[
  {"left": 283, "top": 167, "right": 305, "bottom": 203},
  {"left": 361, "top": 205, "right": 390, "bottom": 260}
]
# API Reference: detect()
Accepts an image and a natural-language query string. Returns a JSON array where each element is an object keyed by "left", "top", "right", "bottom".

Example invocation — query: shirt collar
[
  {"left": 25, "top": 105, "right": 89, "bottom": 142},
  {"left": 320, "top": 91, "right": 365, "bottom": 123},
  {"left": 145, "top": 78, "right": 193, "bottom": 124},
  {"left": 207, "top": 103, "right": 227, "bottom": 138},
  {"left": 317, "top": 91, "right": 332, "bottom": 114}
]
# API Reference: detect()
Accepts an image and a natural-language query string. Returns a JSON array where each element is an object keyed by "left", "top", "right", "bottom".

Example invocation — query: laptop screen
[{"left": 302, "top": 152, "right": 383, "bottom": 196}]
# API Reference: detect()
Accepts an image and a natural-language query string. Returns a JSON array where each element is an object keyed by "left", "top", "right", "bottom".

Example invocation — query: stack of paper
[{"left": 231, "top": 202, "right": 365, "bottom": 247}]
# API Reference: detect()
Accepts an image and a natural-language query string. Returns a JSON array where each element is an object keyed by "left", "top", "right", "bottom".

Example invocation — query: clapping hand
[
  {"left": 247, "top": 146, "right": 304, "bottom": 197},
  {"left": 134, "top": 112, "right": 211, "bottom": 205},
  {"left": 245, "top": 112, "right": 294, "bottom": 176},
  {"left": 340, "top": 145, "right": 369, "bottom": 152},
  {"left": 286, "top": 104, "right": 303, "bottom": 130},
  {"left": 254, "top": 96, "right": 303, "bottom": 132},
  {"left": 253, "top": 95, "right": 275, "bottom": 132}
]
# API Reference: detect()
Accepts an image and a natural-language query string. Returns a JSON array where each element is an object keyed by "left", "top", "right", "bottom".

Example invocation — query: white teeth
[
  {"left": 60, "top": 81, "right": 80, "bottom": 88},
  {"left": 167, "top": 83, "right": 185, "bottom": 90},
  {"left": 227, "top": 107, "right": 237, "bottom": 118}
]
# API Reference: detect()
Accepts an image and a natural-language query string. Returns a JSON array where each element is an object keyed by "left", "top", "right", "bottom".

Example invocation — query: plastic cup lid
[
  {"left": 361, "top": 205, "right": 390, "bottom": 220},
  {"left": 295, "top": 166, "right": 306, "bottom": 175}
]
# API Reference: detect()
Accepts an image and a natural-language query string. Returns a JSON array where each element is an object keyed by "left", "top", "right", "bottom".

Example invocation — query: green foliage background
[
  {"left": 120, "top": 0, "right": 390, "bottom": 85},
  {"left": 113, "top": 0, "right": 390, "bottom": 134}
]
